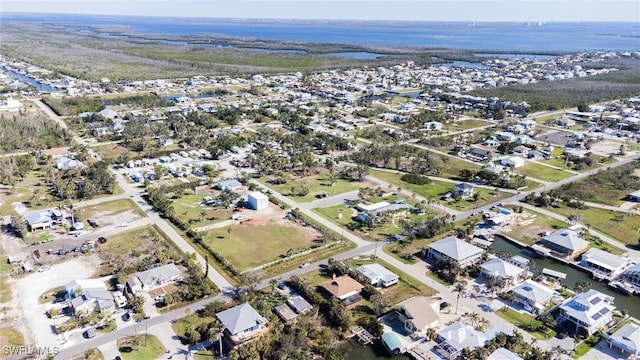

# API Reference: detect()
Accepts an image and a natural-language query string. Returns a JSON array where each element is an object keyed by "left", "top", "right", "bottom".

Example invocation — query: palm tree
[{"left": 454, "top": 283, "right": 466, "bottom": 314}]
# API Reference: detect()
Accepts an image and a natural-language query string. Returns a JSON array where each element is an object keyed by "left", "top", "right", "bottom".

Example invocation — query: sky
[{"left": 2, "top": 0, "right": 639, "bottom": 22}]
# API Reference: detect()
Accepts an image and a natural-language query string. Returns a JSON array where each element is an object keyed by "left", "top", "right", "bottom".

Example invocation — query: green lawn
[
  {"left": 171, "top": 194, "right": 232, "bottom": 227},
  {"left": 103, "top": 226, "right": 163, "bottom": 256},
  {"left": 369, "top": 169, "right": 511, "bottom": 211},
  {"left": 314, "top": 203, "right": 436, "bottom": 242},
  {"left": 544, "top": 147, "right": 608, "bottom": 172},
  {"left": 171, "top": 314, "right": 216, "bottom": 345},
  {"left": 259, "top": 172, "right": 361, "bottom": 203},
  {"left": 516, "top": 163, "right": 574, "bottom": 182},
  {"left": 444, "top": 119, "right": 492, "bottom": 131},
  {"left": 551, "top": 207, "right": 640, "bottom": 247},
  {"left": 79, "top": 348, "right": 105, "bottom": 360},
  {"left": 117, "top": 335, "right": 166, "bottom": 360},
  {"left": 496, "top": 307, "right": 556, "bottom": 340},
  {"left": 202, "top": 221, "right": 319, "bottom": 271},
  {"left": 0, "top": 328, "right": 24, "bottom": 350}
]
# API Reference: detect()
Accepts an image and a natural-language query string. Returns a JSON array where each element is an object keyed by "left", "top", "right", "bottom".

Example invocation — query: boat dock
[{"left": 349, "top": 326, "right": 376, "bottom": 345}]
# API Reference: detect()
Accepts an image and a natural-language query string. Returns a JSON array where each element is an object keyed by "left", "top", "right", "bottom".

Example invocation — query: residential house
[
  {"left": 558, "top": 289, "right": 615, "bottom": 336},
  {"left": 216, "top": 303, "right": 269, "bottom": 345},
  {"left": 69, "top": 289, "right": 115, "bottom": 315},
  {"left": 580, "top": 248, "right": 629, "bottom": 279},
  {"left": 319, "top": 274, "right": 364, "bottom": 306},
  {"left": 480, "top": 258, "right": 526, "bottom": 285},
  {"left": 605, "top": 323, "right": 640, "bottom": 357},
  {"left": 274, "top": 295, "right": 313, "bottom": 322},
  {"left": 98, "top": 108, "right": 119, "bottom": 120},
  {"left": 55, "top": 156, "right": 85, "bottom": 171},
  {"left": 64, "top": 279, "right": 108, "bottom": 300},
  {"left": 428, "top": 236, "right": 484, "bottom": 267},
  {"left": 468, "top": 146, "right": 497, "bottom": 162},
  {"left": 453, "top": 183, "right": 474, "bottom": 198},
  {"left": 488, "top": 348, "right": 524, "bottom": 360},
  {"left": 424, "top": 121, "right": 443, "bottom": 131},
  {"left": 24, "top": 209, "right": 62, "bottom": 231},
  {"left": 538, "top": 229, "right": 590, "bottom": 258},
  {"left": 395, "top": 296, "right": 440, "bottom": 336},
  {"left": 500, "top": 156, "right": 525, "bottom": 168},
  {"left": 357, "top": 263, "right": 399, "bottom": 288},
  {"left": 436, "top": 322, "right": 493, "bottom": 360},
  {"left": 126, "top": 264, "right": 182, "bottom": 293},
  {"left": 620, "top": 264, "right": 640, "bottom": 287},
  {"left": 513, "top": 145, "right": 530, "bottom": 157},
  {"left": 216, "top": 179, "right": 244, "bottom": 192},
  {"left": 628, "top": 190, "right": 640, "bottom": 202},
  {"left": 510, "top": 280, "right": 555, "bottom": 314}
]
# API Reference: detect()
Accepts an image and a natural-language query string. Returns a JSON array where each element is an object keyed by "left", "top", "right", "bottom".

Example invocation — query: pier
[{"left": 349, "top": 326, "right": 376, "bottom": 345}]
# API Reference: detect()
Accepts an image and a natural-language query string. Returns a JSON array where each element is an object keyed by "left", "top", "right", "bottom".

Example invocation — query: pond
[{"left": 490, "top": 236, "right": 640, "bottom": 318}]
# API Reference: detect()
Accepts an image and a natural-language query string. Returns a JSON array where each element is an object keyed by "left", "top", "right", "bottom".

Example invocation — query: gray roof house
[
  {"left": 511, "top": 280, "right": 555, "bottom": 314},
  {"left": 580, "top": 248, "right": 629, "bottom": 279},
  {"left": 357, "top": 263, "right": 399, "bottom": 288},
  {"left": 69, "top": 289, "right": 115, "bottom": 315},
  {"left": 480, "top": 258, "right": 526, "bottom": 284},
  {"left": 628, "top": 190, "right": 640, "bottom": 202},
  {"left": 24, "top": 209, "right": 62, "bottom": 231},
  {"left": 216, "top": 179, "right": 243, "bottom": 192},
  {"left": 274, "top": 295, "right": 313, "bottom": 322},
  {"left": 217, "top": 303, "right": 268, "bottom": 345},
  {"left": 559, "top": 289, "right": 615, "bottom": 336},
  {"left": 453, "top": 183, "right": 474, "bottom": 198},
  {"left": 538, "top": 229, "right": 590, "bottom": 258},
  {"left": 55, "top": 156, "right": 85, "bottom": 171},
  {"left": 127, "top": 264, "right": 182, "bottom": 293},
  {"left": 428, "top": 236, "right": 484, "bottom": 267},
  {"left": 606, "top": 323, "right": 640, "bottom": 357}
]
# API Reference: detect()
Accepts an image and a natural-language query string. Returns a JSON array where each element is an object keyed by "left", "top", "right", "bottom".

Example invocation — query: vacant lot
[
  {"left": 172, "top": 194, "right": 232, "bottom": 227},
  {"left": 369, "top": 169, "right": 510, "bottom": 211},
  {"left": 0, "top": 327, "right": 24, "bottom": 352},
  {"left": 551, "top": 206, "right": 640, "bottom": 247},
  {"left": 117, "top": 335, "right": 166, "bottom": 360},
  {"left": 78, "top": 198, "right": 146, "bottom": 222},
  {"left": 499, "top": 209, "right": 571, "bottom": 245},
  {"left": 444, "top": 119, "right": 492, "bottom": 131},
  {"left": 261, "top": 171, "right": 368, "bottom": 203},
  {"left": 202, "top": 219, "right": 321, "bottom": 271},
  {"left": 516, "top": 163, "right": 574, "bottom": 182}
]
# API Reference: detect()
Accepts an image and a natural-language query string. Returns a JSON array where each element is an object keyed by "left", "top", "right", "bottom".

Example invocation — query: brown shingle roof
[{"left": 320, "top": 275, "right": 364, "bottom": 298}]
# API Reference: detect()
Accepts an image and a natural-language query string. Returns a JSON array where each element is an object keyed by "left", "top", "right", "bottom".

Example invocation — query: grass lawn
[
  {"left": 369, "top": 169, "right": 510, "bottom": 211},
  {"left": 551, "top": 206, "right": 640, "bottom": 247},
  {"left": 76, "top": 349, "right": 105, "bottom": 360},
  {"left": 38, "top": 285, "right": 65, "bottom": 304},
  {"left": 78, "top": 198, "right": 146, "bottom": 219},
  {"left": 0, "top": 249, "right": 15, "bottom": 303},
  {"left": 573, "top": 342, "right": 592, "bottom": 359},
  {"left": 171, "top": 314, "right": 216, "bottom": 345},
  {"left": 117, "top": 335, "right": 166, "bottom": 360},
  {"left": 496, "top": 307, "right": 556, "bottom": 340},
  {"left": 553, "top": 179, "right": 630, "bottom": 207},
  {"left": 543, "top": 148, "right": 608, "bottom": 172},
  {"left": 516, "top": 163, "right": 574, "bottom": 182},
  {"left": 171, "top": 194, "right": 232, "bottom": 227},
  {"left": 0, "top": 328, "right": 24, "bottom": 350},
  {"left": 202, "top": 221, "right": 319, "bottom": 271},
  {"left": 103, "top": 226, "right": 164, "bottom": 256},
  {"left": 314, "top": 203, "right": 436, "bottom": 242},
  {"left": 444, "top": 119, "right": 492, "bottom": 131},
  {"left": 259, "top": 172, "right": 361, "bottom": 203}
]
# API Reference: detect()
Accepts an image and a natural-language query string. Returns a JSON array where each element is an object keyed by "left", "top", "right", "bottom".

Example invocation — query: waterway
[
  {"left": 345, "top": 340, "right": 411, "bottom": 360},
  {"left": 4, "top": 69, "right": 59, "bottom": 92},
  {"left": 490, "top": 236, "right": 640, "bottom": 318}
]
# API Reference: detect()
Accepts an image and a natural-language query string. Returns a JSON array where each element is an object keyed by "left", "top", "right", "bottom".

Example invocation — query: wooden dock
[{"left": 349, "top": 326, "right": 376, "bottom": 345}]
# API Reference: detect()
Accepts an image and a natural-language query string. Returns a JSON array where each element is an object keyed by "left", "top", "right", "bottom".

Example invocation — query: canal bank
[{"left": 490, "top": 235, "right": 640, "bottom": 319}]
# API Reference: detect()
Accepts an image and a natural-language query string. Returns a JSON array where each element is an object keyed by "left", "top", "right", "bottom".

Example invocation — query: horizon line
[{"left": 2, "top": 11, "right": 638, "bottom": 24}]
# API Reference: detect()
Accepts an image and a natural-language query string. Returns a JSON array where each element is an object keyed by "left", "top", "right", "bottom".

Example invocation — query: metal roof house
[
  {"left": 558, "top": 289, "right": 615, "bottom": 336},
  {"left": 510, "top": 280, "right": 555, "bottom": 314},
  {"left": 537, "top": 229, "right": 589, "bottom": 258},
  {"left": 580, "top": 248, "right": 629, "bottom": 280},
  {"left": 126, "top": 264, "right": 182, "bottom": 293},
  {"left": 216, "top": 303, "right": 268, "bottom": 345},
  {"left": 357, "top": 263, "right": 399, "bottom": 288},
  {"left": 428, "top": 236, "right": 484, "bottom": 267},
  {"left": 436, "top": 321, "right": 494, "bottom": 360},
  {"left": 605, "top": 323, "right": 640, "bottom": 357},
  {"left": 24, "top": 209, "right": 63, "bottom": 231},
  {"left": 480, "top": 258, "right": 526, "bottom": 284}
]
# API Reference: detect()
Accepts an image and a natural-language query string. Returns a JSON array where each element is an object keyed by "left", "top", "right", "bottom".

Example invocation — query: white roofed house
[
  {"left": 126, "top": 263, "right": 182, "bottom": 294},
  {"left": 579, "top": 248, "right": 629, "bottom": 280},
  {"left": 605, "top": 323, "right": 640, "bottom": 358},
  {"left": 216, "top": 303, "right": 269, "bottom": 345},
  {"left": 428, "top": 236, "right": 484, "bottom": 267},
  {"left": 479, "top": 258, "right": 526, "bottom": 286},
  {"left": 436, "top": 321, "right": 494, "bottom": 360},
  {"left": 558, "top": 289, "right": 615, "bottom": 336},
  {"left": 55, "top": 156, "right": 85, "bottom": 171},
  {"left": 453, "top": 183, "right": 474, "bottom": 198},
  {"left": 537, "top": 229, "right": 590, "bottom": 259},
  {"left": 510, "top": 280, "right": 555, "bottom": 314},
  {"left": 357, "top": 263, "right": 399, "bottom": 288}
]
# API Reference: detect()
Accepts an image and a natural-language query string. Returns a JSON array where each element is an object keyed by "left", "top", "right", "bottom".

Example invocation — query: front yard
[
  {"left": 496, "top": 307, "right": 556, "bottom": 340},
  {"left": 516, "top": 163, "right": 575, "bottom": 182},
  {"left": 117, "top": 335, "right": 166, "bottom": 360}
]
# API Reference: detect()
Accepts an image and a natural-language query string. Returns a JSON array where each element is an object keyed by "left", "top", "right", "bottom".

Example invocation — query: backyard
[
  {"left": 202, "top": 219, "right": 321, "bottom": 271},
  {"left": 496, "top": 307, "right": 556, "bottom": 340}
]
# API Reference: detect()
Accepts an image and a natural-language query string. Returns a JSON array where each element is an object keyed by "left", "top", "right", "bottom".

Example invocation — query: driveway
[
  {"left": 98, "top": 341, "right": 121, "bottom": 360},
  {"left": 147, "top": 322, "right": 190, "bottom": 359}
]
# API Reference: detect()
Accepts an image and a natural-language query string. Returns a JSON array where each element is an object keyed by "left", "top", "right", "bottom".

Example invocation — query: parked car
[
  {"left": 97, "top": 237, "right": 107, "bottom": 244},
  {"left": 122, "top": 312, "right": 131, "bottom": 322},
  {"left": 299, "top": 262, "right": 310, "bottom": 268},
  {"left": 38, "top": 265, "right": 51, "bottom": 272}
]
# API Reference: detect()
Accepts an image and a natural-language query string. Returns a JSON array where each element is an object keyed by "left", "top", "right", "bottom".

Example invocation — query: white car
[
  {"left": 38, "top": 265, "right": 51, "bottom": 272},
  {"left": 299, "top": 262, "right": 310, "bottom": 268}
]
